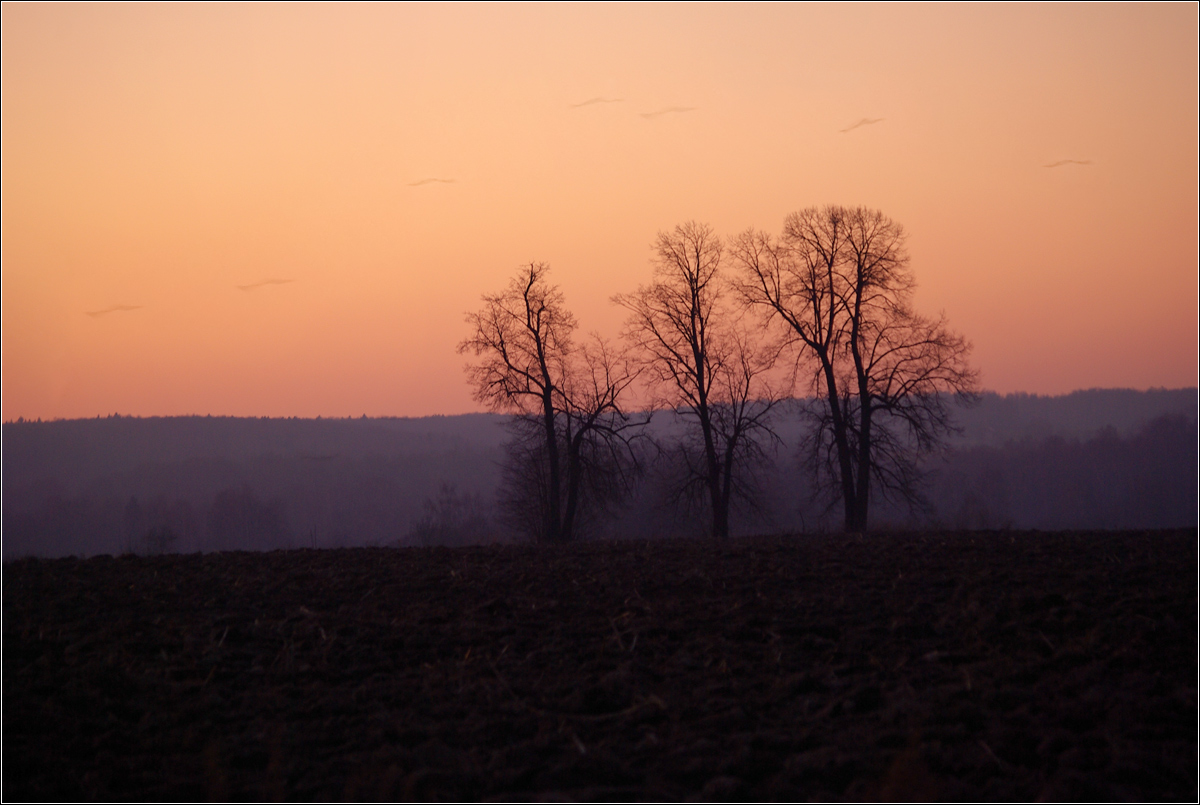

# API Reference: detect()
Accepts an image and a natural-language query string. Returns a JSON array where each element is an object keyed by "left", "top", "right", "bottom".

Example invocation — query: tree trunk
[
  {"left": 542, "top": 390, "right": 561, "bottom": 543},
  {"left": 718, "top": 430, "right": 738, "bottom": 540},
  {"left": 561, "top": 426, "right": 584, "bottom": 542},
  {"left": 821, "top": 358, "right": 858, "bottom": 532},
  {"left": 697, "top": 401, "right": 727, "bottom": 540},
  {"left": 853, "top": 395, "right": 873, "bottom": 532}
]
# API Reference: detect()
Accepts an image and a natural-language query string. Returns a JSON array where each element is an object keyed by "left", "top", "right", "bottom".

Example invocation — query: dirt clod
[{"left": 4, "top": 530, "right": 1196, "bottom": 801}]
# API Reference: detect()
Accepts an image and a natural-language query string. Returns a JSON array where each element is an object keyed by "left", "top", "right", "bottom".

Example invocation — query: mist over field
[{"left": 3, "top": 388, "right": 1195, "bottom": 560}]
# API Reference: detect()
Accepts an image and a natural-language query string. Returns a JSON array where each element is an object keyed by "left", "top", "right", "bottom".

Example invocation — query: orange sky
[{"left": 3, "top": 3, "right": 1197, "bottom": 420}]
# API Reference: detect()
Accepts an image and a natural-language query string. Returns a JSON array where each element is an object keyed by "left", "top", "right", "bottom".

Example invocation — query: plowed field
[{"left": 4, "top": 530, "right": 1196, "bottom": 801}]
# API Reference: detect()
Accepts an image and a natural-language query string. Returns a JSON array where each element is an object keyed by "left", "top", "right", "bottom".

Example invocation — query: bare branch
[
  {"left": 616, "top": 222, "right": 782, "bottom": 539},
  {"left": 463, "top": 264, "right": 644, "bottom": 542},
  {"left": 730, "top": 206, "right": 979, "bottom": 531}
]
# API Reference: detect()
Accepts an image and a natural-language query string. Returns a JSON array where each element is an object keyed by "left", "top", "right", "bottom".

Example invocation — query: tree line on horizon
[
  {"left": 459, "top": 206, "right": 979, "bottom": 541},
  {"left": 2, "top": 391, "right": 1194, "bottom": 558}
]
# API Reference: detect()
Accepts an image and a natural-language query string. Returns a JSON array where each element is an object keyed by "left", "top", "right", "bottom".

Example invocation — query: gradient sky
[{"left": 3, "top": 3, "right": 1197, "bottom": 420}]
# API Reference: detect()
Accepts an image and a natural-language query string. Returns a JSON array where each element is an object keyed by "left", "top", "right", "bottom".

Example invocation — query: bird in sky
[
  {"left": 840, "top": 118, "right": 884, "bottom": 133},
  {"left": 571, "top": 97, "right": 623, "bottom": 107},
  {"left": 237, "top": 279, "right": 295, "bottom": 291},
  {"left": 407, "top": 178, "right": 456, "bottom": 186},
  {"left": 1043, "top": 159, "right": 1092, "bottom": 168},
  {"left": 640, "top": 106, "right": 696, "bottom": 119},
  {"left": 85, "top": 305, "right": 141, "bottom": 318}
]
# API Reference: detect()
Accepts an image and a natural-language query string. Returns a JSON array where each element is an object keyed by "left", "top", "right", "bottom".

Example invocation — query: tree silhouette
[
  {"left": 460, "top": 263, "right": 643, "bottom": 542},
  {"left": 123, "top": 496, "right": 144, "bottom": 554},
  {"left": 731, "top": 206, "right": 979, "bottom": 531},
  {"left": 615, "top": 222, "right": 782, "bottom": 539},
  {"left": 206, "top": 485, "right": 290, "bottom": 551},
  {"left": 407, "top": 483, "right": 492, "bottom": 547},
  {"left": 142, "top": 524, "right": 178, "bottom": 555}
]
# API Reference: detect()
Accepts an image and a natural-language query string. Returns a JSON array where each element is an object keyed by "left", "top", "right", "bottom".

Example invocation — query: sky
[{"left": 3, "top": 3, "right": 1197, "bottom": 421}]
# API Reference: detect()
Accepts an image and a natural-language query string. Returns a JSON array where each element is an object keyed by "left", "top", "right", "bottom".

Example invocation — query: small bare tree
[
  {"left": 460, "top": 263, "right": 643, "bottom": 542},
  {"left": 142, "top": 524, "right": 178, "bottom": 555},
  {"left": 494, "top": 335, "right": 646, "bottom": 541},
  {"left": 731, "top": 206, "right": 979, "bottom": 531},
  {"left": 615, "top": 222, "right": 782, "bottom": 540},
  {"left": 407, "top": 483, "right": 492, "bottom": 547}
]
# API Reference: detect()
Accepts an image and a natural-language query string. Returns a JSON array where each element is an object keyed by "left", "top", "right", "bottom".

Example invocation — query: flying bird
[
  {"left": 571, "top": 97, "right": 623, "bottom": 107},
  {"left": 237, "top": 279, "right": 295, "bottom": 291},
  {"left": 640, "top": 106, "right": 697, "bottom": 120},
  {"left": 407, "top": 178, "right": 456, "bottom": 186},
  {"left": 1043, "top": 159, "right": 1092, "bottom": 168},
  {"left": 840, "top": 118, "right": 884, "bottom": 133},
  {"left": 86, "top": 305, "right": 142, "bottom": 318}
]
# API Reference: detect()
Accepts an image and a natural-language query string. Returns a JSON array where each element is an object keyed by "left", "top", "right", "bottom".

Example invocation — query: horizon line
[{"left": 4, "top": 386, "right": 1197, "bottom": 425}]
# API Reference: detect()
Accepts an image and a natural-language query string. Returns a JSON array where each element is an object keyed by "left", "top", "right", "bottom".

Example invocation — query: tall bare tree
[
  {"left": 731, "top": 206, "right": 979, "bottom": 531},
  {"left": 460, "top": 263, "right": 642, "bottom": 542},
  {"left": 557, "top": 336, "right": 647, "bottom": 534},
  {"left": 615, "top": 222, "right": 782, "bottom": 539}
]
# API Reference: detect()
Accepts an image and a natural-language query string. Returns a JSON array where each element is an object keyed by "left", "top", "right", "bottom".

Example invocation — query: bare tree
[
  {"left": 407, "top": 483, "right": 492, "bottom": 547},
  {"left": 460, "top": 263, "right": 643, "bottom": 542},
  {"left": 615, "top": 222, "right": 782, "bottom": 540},
  {"left": 556, "top": 336, "right": 648, "bottom": 534},
  {"left": 494, "top": 335, "right": 646, "bottom": 542},
  {"left": 730, "top": 206, "right": 979, "bottom": 531},
  {"left": 142, "top": 524, "right": 179, "bottom": 555}
]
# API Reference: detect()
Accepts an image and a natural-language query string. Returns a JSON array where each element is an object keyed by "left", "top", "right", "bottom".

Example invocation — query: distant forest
[{"left": 3, "top": 388, "right": 1196, "bottom": 559}]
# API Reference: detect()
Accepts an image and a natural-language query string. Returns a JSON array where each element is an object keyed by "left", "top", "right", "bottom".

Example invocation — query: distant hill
[
  {"left": 2, "top": 389, "right": 1195, "bottom": 557},
  {"left": 3, "top": 414, "right": 511, "bottom": 558},
  {"left": 948, "top": 388, "right": 1197, "bottom": 446},
  {"left": 2, "top": 413, "right": 511, "bottom": 487}
]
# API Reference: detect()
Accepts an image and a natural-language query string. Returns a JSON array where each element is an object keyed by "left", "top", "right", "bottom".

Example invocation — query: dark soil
[{"left": 4, "top": 530, "right": 1196, "bottom": 801}]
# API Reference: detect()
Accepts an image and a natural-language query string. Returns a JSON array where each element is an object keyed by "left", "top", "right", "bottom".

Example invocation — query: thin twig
[
  {"left": 609, "top": 617, "right": 626, "bottom": 651},
  {"left": 487, "top": 659, "right": 665, "bottom": 721},
  {"left": 978, "top": 740, "right": 1010, "bottom": 770}
]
